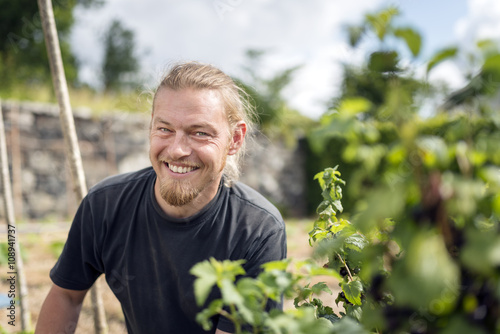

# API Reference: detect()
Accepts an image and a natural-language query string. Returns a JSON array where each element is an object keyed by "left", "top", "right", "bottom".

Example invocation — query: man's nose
[{"left": 168, "top": 133, "right": 191, "bottom": 160}]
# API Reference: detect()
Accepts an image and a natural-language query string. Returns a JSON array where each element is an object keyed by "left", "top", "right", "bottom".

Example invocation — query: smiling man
[{"left": 35, "top": 62, "right": 287, "bottom": 334}]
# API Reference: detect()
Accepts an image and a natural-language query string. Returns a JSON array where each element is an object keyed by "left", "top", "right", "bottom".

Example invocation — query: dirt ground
[{"left": 0, "top": 219, "right": 340, "bottom": 333}]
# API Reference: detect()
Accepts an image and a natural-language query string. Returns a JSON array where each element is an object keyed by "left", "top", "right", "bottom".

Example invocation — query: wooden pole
[
  {"left": 10, "top": 103, "right": 24, "bottom": 220},
  {"left": 36, "top": 1, "right": 108, "bottom": 333},
  {"left": 0, "top": 100, "right": 31, "bottom": 331}
]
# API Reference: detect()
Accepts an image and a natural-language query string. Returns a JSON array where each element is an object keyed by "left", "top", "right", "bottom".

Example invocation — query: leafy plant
[
  {"left": 191, "top": 167, "right": 378, "bottom": 333},
  {"left": 308, "top": 167, "right": 370, "bottom": 320},
  {"left": 191, "top": 6, "right": 500, "bottom": 334},
  {"left": 190, "top": 256, "right": 342, "bottom": 334}
]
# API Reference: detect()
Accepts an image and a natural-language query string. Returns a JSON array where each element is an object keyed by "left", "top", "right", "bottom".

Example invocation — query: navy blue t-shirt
[{"left": 50, "top": 167, "right": 287, "bottom": 333}]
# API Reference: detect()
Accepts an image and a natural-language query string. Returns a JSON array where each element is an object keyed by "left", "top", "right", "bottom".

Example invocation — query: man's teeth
[{"left": 169, "top": 164, "right": 196, "bottom": 174}]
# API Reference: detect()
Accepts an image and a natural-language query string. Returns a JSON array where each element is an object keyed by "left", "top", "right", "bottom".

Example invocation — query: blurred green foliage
[
  {"left": 0, "top": 0, "right": 99, "bottom": 90},
  {"left": 0, "top": 0, "right": 141, "bottom": 108},
  {"left": 101, "top": 19, "right": 140, "bottom": 92},
  {"left": 308, "top": 5, "right": 500, "bottom": 333},
  {"left": 193, "top": 5, "right": 500, "bottom": 334}
]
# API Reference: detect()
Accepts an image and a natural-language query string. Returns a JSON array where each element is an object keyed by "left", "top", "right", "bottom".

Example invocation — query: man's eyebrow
[
  {"left": 152, "top": 117, "right": 170, "bottom": 125},
  {"left": 152, "top": 118, "right": 219, "bottom": 133},
  {"left": 188, "top": 122, "right": 219, "bottom": 133}
]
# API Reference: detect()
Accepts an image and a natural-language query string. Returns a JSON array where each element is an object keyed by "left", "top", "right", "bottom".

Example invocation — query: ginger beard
[{"left": 155, "top": 146, "right": 229, "bottom": 207}]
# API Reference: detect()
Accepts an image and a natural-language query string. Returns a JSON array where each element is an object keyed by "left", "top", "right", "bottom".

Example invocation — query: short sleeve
[
  {"left": 216, "top": 220, "right": 287, "bottom": 332},
  {"left": 50, "top": 195, "right": 104, "bottom": 290},
  {"left": 244, "top": 226, "right": 287, "bottom": 278}
]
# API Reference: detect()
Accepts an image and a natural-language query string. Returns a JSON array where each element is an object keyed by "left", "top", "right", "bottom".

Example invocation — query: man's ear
[{"left": 228, "top": 121, "right": 247, "bottom": 155}]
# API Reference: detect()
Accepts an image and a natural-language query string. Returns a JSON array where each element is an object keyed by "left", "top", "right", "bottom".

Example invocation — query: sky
[{"left": 70, "top": 0, "right": 500, "bottom": 119}]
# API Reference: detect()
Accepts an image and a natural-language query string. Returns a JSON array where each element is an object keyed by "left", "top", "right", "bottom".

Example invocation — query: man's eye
[
  {"left": 159, "top": 128, "right": 172, "bottom": 132},
  {"left": 195, "top": 131, "right": 209, "bottom": 136}
]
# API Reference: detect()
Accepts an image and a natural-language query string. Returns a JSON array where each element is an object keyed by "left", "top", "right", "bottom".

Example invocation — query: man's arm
[
  {"left": 215, "top": 330, "right": 231, "bottom": 334},
  {"left": 35, "top": 284, "right": 88, "bottom": 334}
]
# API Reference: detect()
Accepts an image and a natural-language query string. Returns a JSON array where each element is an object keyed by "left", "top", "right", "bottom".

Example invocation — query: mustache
[{"left": 159, "top": 157, "right": 202, "bottom": 168}]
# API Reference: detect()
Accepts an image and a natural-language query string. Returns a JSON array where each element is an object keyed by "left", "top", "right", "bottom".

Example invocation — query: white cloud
[
  {"left": 456, "top": 0, "right": 500, "bottom": 47},
  {"left": 427, "top": 61, "right": 466, "bottom": 90}
]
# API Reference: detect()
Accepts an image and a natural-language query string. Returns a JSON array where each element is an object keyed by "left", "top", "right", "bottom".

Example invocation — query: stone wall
[{"left": 0, "top": 100, "right": 307, "bottom": 221}]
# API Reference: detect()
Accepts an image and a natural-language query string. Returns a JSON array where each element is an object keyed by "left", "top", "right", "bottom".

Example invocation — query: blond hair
[{"left": 153, "top": 61, "right": 255, "bottom": 186}]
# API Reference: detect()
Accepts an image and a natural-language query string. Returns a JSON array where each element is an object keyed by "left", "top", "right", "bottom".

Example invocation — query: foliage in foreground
[
  {"left": 191, "top": 168, "right": 370, "bottom": 334},
  {"left": 192, "top": 161, "right": 499, "bottom": 333},
  {"left": 191, "top": 7, "right": 500, "bottom": 333}
]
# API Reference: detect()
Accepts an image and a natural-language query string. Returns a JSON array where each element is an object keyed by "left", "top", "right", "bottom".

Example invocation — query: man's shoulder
[
  {"left": 228, "top": 182, "right": 284, "bottom": 226},
  {"left": 88, "top": 166, "right": 155, "bottom": 196}
]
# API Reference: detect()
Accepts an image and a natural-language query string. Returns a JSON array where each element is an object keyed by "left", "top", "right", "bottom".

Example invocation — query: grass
[{"left": 0, "top": 83, "right": 152, "bottom": 116}]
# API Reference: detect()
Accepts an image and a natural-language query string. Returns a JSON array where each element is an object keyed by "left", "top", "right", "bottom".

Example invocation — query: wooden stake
[
  {"left": 37, "top": 0, "right": 108, "bottom": 333},
  {"left": 0, "top": 100, "right": 31, "bottom": 331},
  {"left": 9, "top": 103, "right": 23, "bottom": 220}
]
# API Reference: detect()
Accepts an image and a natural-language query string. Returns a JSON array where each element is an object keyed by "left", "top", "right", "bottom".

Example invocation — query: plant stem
[
  {"left": 337, "top": 254, "right": 354, "bottom": 281},
  {"left": 219, "top": 309, "right": 241, "bottom": 334},
  {"left": 229, "top": 304, "right": 242, "bottom": 333}
]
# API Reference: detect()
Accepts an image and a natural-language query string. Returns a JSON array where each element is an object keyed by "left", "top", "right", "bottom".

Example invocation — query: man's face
[{"left": 149, "top": 87, "right": 234, "bottom": 207}]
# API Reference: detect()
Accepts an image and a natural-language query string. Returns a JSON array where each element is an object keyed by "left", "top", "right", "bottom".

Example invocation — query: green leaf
[
  {"left": 341, "top": 281, "right": 363, "bottom": 305},
  {"left": 481, "top": 53, "right": 500, "bottom": 85},
  {"left": 220, "top": 278, "right": 255, "bottom": 324},
  {"left": 387, "top": 230, "right": 459, "bottom": 312},
  {"left": 493, "top": 193, "right": 500, "bottom": 217},
  {"left": 311, "top": 282, "right": 333, "bottom": 295},
  {"left": 330, "top": 316, "right": 369, "bottom": 334},
  {"left": 316, "top": 200, "right": 331, "bottom": 214},
  {"left": 338, "top": 97, "right": 372, "bottom": 116},
  {"left": 190, "top": 260, "right": 218, "bottom": 306},
  {"left": 309, "top": 228, "right": 331, "bottom": 244},
  {"left": 320, "top": 313, "right": 341, "bottom": 325},
  {"left": 329, "top": 219, "right": 355, "bottom": 235},
  {"left": 346, "top": 25, "right": 366, "bottom": 47},
  {"left": 344, "top": 234, "right": 368, "bottom": 252},
  {"left": 195, "top": 299, "right": 224, "bottom": 331},
  {"left": 190, "top": 258, "right": 246, "bottom": 306},
  {"left": 440, "top": 316, "right": 489, "bottom": 334},
  {"left": 345, "top": 304, "right": 363, "bottom": 322},
  {"left": 461, "top": 228, "right": 500, "bottom": 276},
  {"left": 309, "top": 267, "right": 343, "bottom": 280},
  {"left": 426, "top": 46, "right": 458, "bottom": 73},
  {"left": 366, "top": 6, "right": 399, "bottom": 40},
  {"left": 258, "top": 269, "right": 295, "bottom": 300},
  {"left": 482, "top": 53, "right": 500, "bottom": 73},
  {"left": 261, "top": 259, "right": 290, "bottom": 272},
  {"left": 236, "top": 277, "right": 263, "bottom": 300},
  {"left": 220, "top": 278, "right": 244, "bottom": 305},
  {"left": 368, "top": 51, "right": 399, "bottom": 72},
  {"left": 476, "top": 38, "right": 498, "bottom": 53},
  {"left": 417, "top": 135, "right": 451, "bottom": 168},
  {"left": 394, "top": 27, "right": 422, "bottom": 57},
  {"left": 294, "top": 284, "right": 313, "bottom": 307},
  {"left": 354, "top": 184, "right": 405, "bottom": 234},
  {"left": 319, "top": 204, "right": 336, "bottom": 217},
  {"left": 332, "top": 199, "right": 344, "bottom": 213},
  {"left": 314, "top": 171, "right": 326, "bottom": 190},
  {"left": 266, "top": 307, "right": 335, "bottom": 334},
  {"left": 295, "top": 259, "right": 343, "bottom": 280},
  {"left": 313, "top": 236, "right": 347, "bottom": 260},
  {"left": 309, "top": 116, "right": 358, "bottom": 154}
]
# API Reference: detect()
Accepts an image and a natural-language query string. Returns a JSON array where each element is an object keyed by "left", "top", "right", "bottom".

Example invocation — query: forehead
[
  {"left": 152, "top": 88, "right": 230, "bottom": 132},
  {"left": 153, "top": 87, "right": 225, "bottom": 117}
]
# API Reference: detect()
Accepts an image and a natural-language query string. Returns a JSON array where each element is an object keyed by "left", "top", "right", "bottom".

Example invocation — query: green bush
[{"left": 191, "top": 6, "right": 500, "bottom": 332}]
